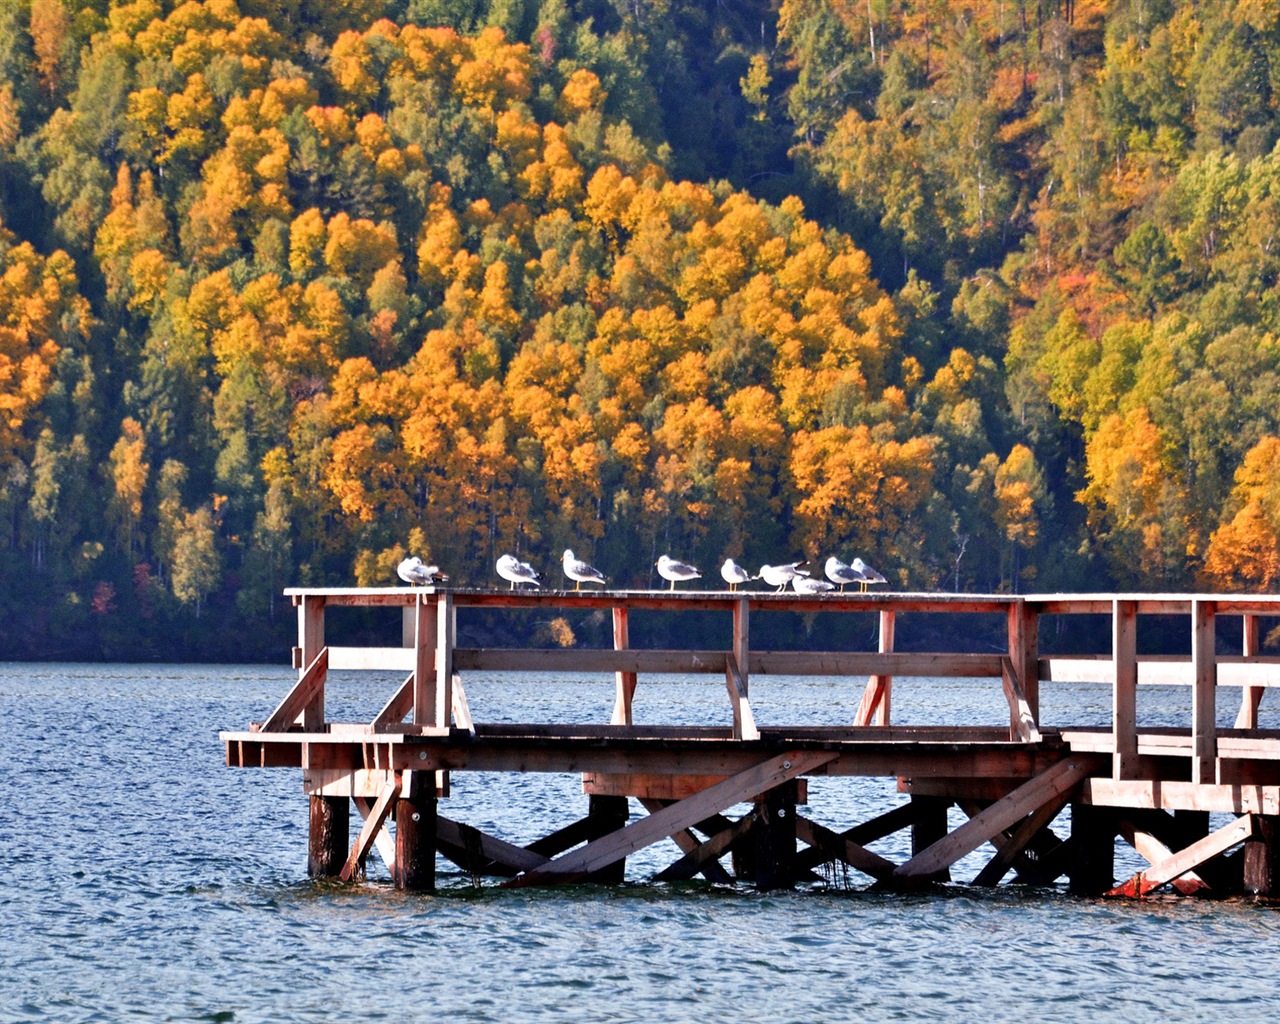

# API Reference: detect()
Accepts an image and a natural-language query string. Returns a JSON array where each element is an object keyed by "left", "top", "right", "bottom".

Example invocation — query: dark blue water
[{"left": 4, "top": 663, "right": 1280, "bottom": 1023}]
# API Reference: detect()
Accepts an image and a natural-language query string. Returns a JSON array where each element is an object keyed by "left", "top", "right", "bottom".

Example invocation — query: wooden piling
[
  {"left": 753, "top": 782, "right": 798, "bottom": 892},
  {"left": 308, "top": 794, "right": 348, "bottom": 878},
  {"left": 394, "top": 777, "right": 437, "bottom": 891},
  {"left": 1068, "top": 803, "right": 1116, "bottom": 896},
  {"left": 1244, "top": 815, "right": 1280, "bottom": 897}
]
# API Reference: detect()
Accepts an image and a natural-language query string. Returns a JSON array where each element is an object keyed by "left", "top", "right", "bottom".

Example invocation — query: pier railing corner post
[
  {"left": 1191, "top": 598, "right": 1218, "bottom": 786},
  {"left": 1112, "top": 599, "right": 1139, "bottom": 780},
  {"left": 1007, "top": 599, "right": 1040, "bottom": 730}
]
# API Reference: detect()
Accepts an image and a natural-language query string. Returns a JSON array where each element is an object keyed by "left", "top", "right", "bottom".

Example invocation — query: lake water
[{"left": 4, "top": 661, "right": 1280, "bottom": 1022}]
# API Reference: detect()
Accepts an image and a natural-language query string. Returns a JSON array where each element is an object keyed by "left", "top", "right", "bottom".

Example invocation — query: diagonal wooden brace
[
  {"left": 1108, "top": 815, "right": 1256, "bottom": 897},
  {"left": 341, "top": 776, "right": 399, "bottom": 881},
  {"left": 1000, "top": 655, "right": 1041, "bottom": 743},
  {"left": 261, "top": 647, "right": 328, "bottom": 732},
  {"left": 795, "top": 815, "right": 896, "bottom": 881},
  {"left": 894, "top": 755, "right": 1099, "bottom": 882},
  {"left": 504, "top": 750, "right": 837, "bottom": 887}
]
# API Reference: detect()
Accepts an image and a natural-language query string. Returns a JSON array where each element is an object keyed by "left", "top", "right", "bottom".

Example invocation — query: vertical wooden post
[
  {"left": 394, "top": 772, "right": 437, "bottom": 891},
  {"left": 585, "top": 795, "right": 630, "bottom": 883},
  {"left": 434, "top": 591, "right": 455, "bottom": 728},
  {"left": 753, "top": 781, "right": 797, "bottom": 891},
  {"left": 1008, "top": 600, "right": 1040, "bottom": 725},
  {"left": 1113, "top": 599, "right": 1138, "bottom": 780},
  {"left": 1236, "top": 614, "right": 1263, "bottom": 729},
  {"left": 733, "top": 597, "right": 750, "bottom": 697},
  {"left": 611, "top": 608, "right": 636, "bottom": 726},
  {"left": 856, "top": 610, "right": 895, "bottom": 726},
  {"left": 910, "top": 796, "right": 951, "bottom": 882},
  {"left": 1068, "top": 803, "right": 1116, "bottom": 896},
  {"left": 298, "top": 595, "right": 326, "bottom": 730},
  {"left": 1191, "top": 599, "right": 1217, "bottom": 786},
  {"left": 412, "top": 594, "right": 436, "bottom": 727},
  {"left": 1244, "top": 815, "right": 1280, "bottom": 897},
  {"left": 308, "top": 794, "right": 348, "bottom": 878}
]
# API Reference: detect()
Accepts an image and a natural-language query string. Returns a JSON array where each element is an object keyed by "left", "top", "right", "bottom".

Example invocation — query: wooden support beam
[
  {"left": 261, "top": 647, "right": 329, "bottom": 733},
  {"left": 308, "top": 794, "right": 348, "bottom": 878},
  {"left": 794, "top": 815, "right": 896, "bottom": 882},
  {"left": 640, "top": 799, "right": 735, "bottom": 883},
  {"left": 353, "top": 795, "right": 398, "bottom": 875},
  {"left": 412, "top": 594, "right": 436, "bottom": 727},
  {"left": 372, "top": 672, "right": 414, "bottom": 732},
  {"left": 1008, "top": 601, "right": 1039, "bottom": 723},
  {"left": 894, "top": 756, "right": 1099, "bottom": 882},
  {"left": 753, "top": 780, "right": 798, "bottom": 891},
  {"left": 297, "top": 595, "right": 325, "bottom": 730},
  {"left": 341, "top": 777, "right": 400, "bottom": 881},
  {"left": 452, "top": 674, "right": 475, "bottom": 736},
  {"left": 436, "top": 816, "right": 549, "bottom": 876},
  {"left": 1192, "top": 599, "right": 1217, "bottom": 785},
  {"left": 725, "top": 653, "right": 759, "bottom": 741},
  {"left": 1113, "top": 599, "right": 1139, "bottom": 780},
  {"left": 854, "top": 610, "right": 895, "bottom": 727},
  {"left": 1000, "top": 656, "right": 1041, "bottom": 743},
  {"left": 733, "top": 597, "right": 750, "bottom": 698},
  {"left": 505, "top": 750, "right": 837, "bottom": 887},
  {"left": 1117, "top": 819, "right": 1208, "bottom": 896},
  {"left": 393, "top": 776, "right": 436, "bottom": 890},
  {"left": 1108, "top": 814, "right": 1255, "bottom": 897},
  {"left": 1236, "top": 614, "right": 1264, "bottom": 730},
  {"left": 653, "top": 814, "right": 755, "bottom": 883},
  {"left": 795, "top": 802, "right": 919, "bottom": 874},
  {"left": 971, "top": 788, "right": 1071, "bottom": 887},
  {"left": 1068, "top": 803, "right": 1116, "bottom": 896},
  {"left": 611, "top": 607, "right": 637, "bottom": 726},
  {"left": 1244, "top": 815, "right": 1280, "bottom": 896},
  {"left": 584, "top": 795, "right": 630, "bottom": 883}
]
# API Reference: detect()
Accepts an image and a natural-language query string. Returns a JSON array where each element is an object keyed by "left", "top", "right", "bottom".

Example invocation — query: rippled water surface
[{"left": 4, "top": 662, "right": 1280, "bottom": 1023}]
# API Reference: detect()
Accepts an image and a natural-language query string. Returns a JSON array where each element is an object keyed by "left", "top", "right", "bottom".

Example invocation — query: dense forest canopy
[{"left": 1, "top": 0, "right": 1279, "bottom": 658}]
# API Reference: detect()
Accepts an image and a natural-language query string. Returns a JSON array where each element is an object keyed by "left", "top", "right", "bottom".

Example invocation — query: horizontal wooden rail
[
  {"left": 330, "top": 646, "right": 1009, "bottom": 679},
  {"left": 1041, "top": 655, "right": 1280, "bottom": 686}
]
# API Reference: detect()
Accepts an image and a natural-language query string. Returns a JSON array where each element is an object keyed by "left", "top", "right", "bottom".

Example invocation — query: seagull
[
  {"left": 397, "top": 556, "right": 447, "bottom": 586},
  {"left": 758, "top": 561, "right": 809, "bottom": 593},
  {"left": 850, "top": 557, "right": 887, "bottom": 592},
  {"left": 656, "top": 554, "right": 701, "bottom": 590},
  {"left": 793, "top": 576, "right": 836, "bottom": 595},
  {"left": 562, "top": 549, "right": 607, "bottom": 590},
  {"left": 824, "top": 556, "right": 867, "bottom": 592},
  {"left": 496, "top": 553, "right": 543, "bottom": 589},
  {"left": 720, "top": 558, "right": 756, "bottom": 591}
]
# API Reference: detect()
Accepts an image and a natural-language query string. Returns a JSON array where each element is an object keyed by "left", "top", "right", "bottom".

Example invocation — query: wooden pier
[{"left": 221, "top": 589, "right": 1280, "bottom": 897}]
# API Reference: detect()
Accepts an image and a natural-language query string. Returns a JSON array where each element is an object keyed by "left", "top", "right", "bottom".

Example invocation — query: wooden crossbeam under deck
[
  {"left": 504, "top": 750, "right": 837, "bottom": 887},
  {"left": 341, "top": 778, "right": 399, "bottom": 881},
  {"left": 1108, "top": 815, "right": 1257, "bottom": 897},
  {"left": 893, "top": 755, "right": 1102, "bottom": 881}
]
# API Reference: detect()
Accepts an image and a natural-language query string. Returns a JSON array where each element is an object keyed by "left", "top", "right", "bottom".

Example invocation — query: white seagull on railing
[
  {"left": 824, "top": 556, "right": 867, "bottom": 592},
  {"left": 793, "top": 576, "right": 836, "bottom": 595},
  {"left": 397, "top": 556, "right": 447, "bottom": 586},
  {"left": 720, "top": 558, "right": 756, "bottom": 591},
  {"left": 562, "top": 549, "right": 607, "bottom": 590},
  {"left": 758, "top": 561, "right": 809, "bottom": 592},
  {"left": 656, "top": 554, "right": 701, "bottom": 590},
  {"left": 850, "top": 557, "right": 887, "bottom": 592},
  {"left": 496, "top": 554, "right": 543, "bottom": 589}
]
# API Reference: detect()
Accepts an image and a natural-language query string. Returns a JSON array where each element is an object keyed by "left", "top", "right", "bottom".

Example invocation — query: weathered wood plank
[
  {"left": 724, "top": 653, "right": 759, "bottom": 741},
  {"left": 794, "top": 815, "right": 897, "bottom": 881},
  {"left": 611, "top": 607, "right": 636, "bottom": 726},
  {"left": 1083, "top": 779, "right": 1280, "bottom": 814},
  {"left": 1112, "top": 599, "right": 1139, "bottom": 781},
  {"left": 261, "top": 647, "right": 329, "bottom": 733},
  {"left": 1108, "top": 815, "right": 1255, "bottom": 897},
  {"left": 1000, "top": 656, "right": 1041, "bottom": 743},
  {"left": 1192, "top": 600, "right": 1217, "bottom": 785},
  {"left": 371, "top": 672, "right": 414, "bottom": 731},
  {"left": 1117, "top": 821, "right": 1208, "bottom": 895},
  {"left": 436, "top": 815, "right": 549, "bottom": 874},
  {"left": 341, "top": 778, "right": 399, "bottom": 881},
  {"left": 1236, "top": 615, "right": 1265, "bottom": 729},
  {"left": 653, "top": 814, "right": 755, "bottom": 882},
  {"left": 505, "top": 750, "right": 837, "bottom": 886},
  {"left": 894, "top": 756, "right": 1100, "bottom": 881},
  {"left": 971, "top": 788, "right": 1070, "bottom": 887}
]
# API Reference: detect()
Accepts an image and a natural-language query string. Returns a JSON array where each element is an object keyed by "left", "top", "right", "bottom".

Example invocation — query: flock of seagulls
[{"left": 398, "top": 550, "right": 888, "bottom": 594}]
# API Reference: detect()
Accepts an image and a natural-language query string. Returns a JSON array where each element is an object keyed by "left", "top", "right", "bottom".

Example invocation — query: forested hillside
[{"left": 1, "top": 0, "right": 1279, "bottom": 659}]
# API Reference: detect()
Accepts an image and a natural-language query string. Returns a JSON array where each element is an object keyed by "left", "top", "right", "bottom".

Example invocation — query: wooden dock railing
[{"left": 225, "top": 588, "right": 1280, "bottom": 898}]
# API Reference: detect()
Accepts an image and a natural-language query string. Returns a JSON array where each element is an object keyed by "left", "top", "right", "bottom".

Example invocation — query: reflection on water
[{"left": 3, "top": 662, "right": 1279, "bottom": 1023}]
